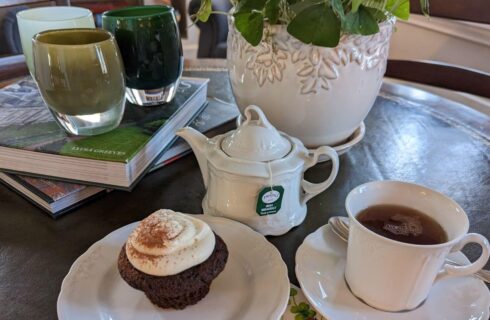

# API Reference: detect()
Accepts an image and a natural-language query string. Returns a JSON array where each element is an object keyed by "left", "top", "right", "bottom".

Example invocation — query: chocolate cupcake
[{"left": 118, "top": 209, "right": 228, "bottom": 309}]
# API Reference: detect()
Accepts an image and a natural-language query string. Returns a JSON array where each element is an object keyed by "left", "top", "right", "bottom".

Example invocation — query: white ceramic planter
[{"left": 227, "top": 19, "right": 394, "bottom": 147}]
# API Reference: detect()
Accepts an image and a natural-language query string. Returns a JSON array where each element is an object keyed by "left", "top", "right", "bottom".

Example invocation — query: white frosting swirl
[{"left": 125, "top": 209, "right": 215, "bottom": 276}]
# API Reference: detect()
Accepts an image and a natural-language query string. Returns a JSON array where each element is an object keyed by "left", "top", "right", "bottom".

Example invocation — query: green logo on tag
[{"left": 256, "top": 186, "right": 284, "bottom": 216}]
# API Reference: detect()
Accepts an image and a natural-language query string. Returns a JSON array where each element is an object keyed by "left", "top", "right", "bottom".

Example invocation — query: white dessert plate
[
  {"left": 58, "top": 214, "right": 290, "bottom": 320},
  {"left": 296, "top": 224, "right": 490, "bottom": 320},
  {"left": 316, "top": 122, "right": 365, "bottom": 162}
]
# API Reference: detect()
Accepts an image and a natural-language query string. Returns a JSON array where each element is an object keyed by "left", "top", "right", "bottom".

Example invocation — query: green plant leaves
[
  {"left": 343, "top": 5, "right": 379, "bottom": 35},
  {"left": 386, "top": 0, "right": 409, "bottom": 20},
  {"left": 235, "top": 0, "right": 267, "bottom": 12},
  {"left": 362, "top": 0, "right": 387, "bottom": 11},
  {"left": 287, "top": 3, "right": 341, "bottom": 47},
  {"left": 330, "top": 0, "right": 345, "bottom": 19},
  {"left": 195, "top": 0, "right": 212, "bottom": 22},
  {"left": 351, "top": 0, "right": 363, "bottom": 12},
  {"left": 229, "top": 0, "right": 412, "bottom": 48},
  {"left": 233, "top": 0, "right": 267, "bottom": 46},
  {"left": 290, "top": 0, "right": 322, "bottom": 14},
  {"left": 265, "top": 0, "right": 280, "bottom": 23},
  {"left": 234, "top": 11, "right": 264, "bottom": 46},
  {"left": 366, "top": 7, "right": 388, "bottom": 22}
]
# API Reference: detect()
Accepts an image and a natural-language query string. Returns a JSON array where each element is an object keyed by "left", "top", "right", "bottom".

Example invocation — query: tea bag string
[{"left": 267, "top": 161, "right": 273, "bottom": 191}]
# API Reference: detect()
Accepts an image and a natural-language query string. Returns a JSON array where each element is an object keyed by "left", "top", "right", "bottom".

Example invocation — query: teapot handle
[{"left": 301, "top": 146, "right": 339, "bottom": 205}]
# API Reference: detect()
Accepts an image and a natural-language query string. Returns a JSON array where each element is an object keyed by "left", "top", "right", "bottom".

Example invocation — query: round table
[{"left": 0, "top": 61, "right": 489, "bottom": 320}]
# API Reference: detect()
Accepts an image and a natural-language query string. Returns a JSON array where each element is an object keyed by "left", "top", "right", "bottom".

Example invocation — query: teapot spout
[{"left": 176, "top": 127, "right": 210, "bottom": 188}]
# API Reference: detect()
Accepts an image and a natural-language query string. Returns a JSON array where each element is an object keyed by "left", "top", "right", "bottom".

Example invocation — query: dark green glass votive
[{"left": 102, "top": 6, "right": 183, "bottom": 106}]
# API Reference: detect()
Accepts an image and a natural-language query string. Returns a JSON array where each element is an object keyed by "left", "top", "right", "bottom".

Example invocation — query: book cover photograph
[{"left": 0, "top": 78, "right": 204, "bottom": 163}]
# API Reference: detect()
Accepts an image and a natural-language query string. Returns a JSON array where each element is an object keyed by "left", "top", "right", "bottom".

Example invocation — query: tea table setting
[
  {"left": 0, "top": 1, "right": 490, "bottom": 319},
  {"left": 1, "top": 56, "right": 488, "bottom": 319}
]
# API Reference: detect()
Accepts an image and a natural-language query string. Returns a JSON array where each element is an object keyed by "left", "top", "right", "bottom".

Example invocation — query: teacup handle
[
  {"left": 436, "top": 233, "right": 490, "bottom": 281},
  {"left": 301, "top": 146, "right": 339, "bottom": 205}
]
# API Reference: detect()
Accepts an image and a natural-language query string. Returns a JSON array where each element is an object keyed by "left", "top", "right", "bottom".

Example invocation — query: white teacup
[{"left": 344, "top": 180, "right": 490, "bottom": 312}]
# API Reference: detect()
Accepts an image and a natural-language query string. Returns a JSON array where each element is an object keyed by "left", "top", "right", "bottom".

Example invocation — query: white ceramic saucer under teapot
[{"left": 177, "top": 105, "right": 339, "bottom": 236}]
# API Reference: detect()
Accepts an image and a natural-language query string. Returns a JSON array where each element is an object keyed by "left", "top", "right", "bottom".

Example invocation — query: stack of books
[{"left": 0, "top": 71, "right": 239, "bottom": 217}]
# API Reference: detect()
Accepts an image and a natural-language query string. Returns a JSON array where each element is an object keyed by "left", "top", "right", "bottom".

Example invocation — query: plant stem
[
  {"left": 292, "top": 294, "right": 298, "bottom": 306},
  {"left": 209, "top": 10, "right": 231, "bottom": 15}
]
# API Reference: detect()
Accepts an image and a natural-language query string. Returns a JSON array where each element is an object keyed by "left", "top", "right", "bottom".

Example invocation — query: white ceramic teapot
[{"left": 177, "top": 105, "right": 339, "bottom": 236}]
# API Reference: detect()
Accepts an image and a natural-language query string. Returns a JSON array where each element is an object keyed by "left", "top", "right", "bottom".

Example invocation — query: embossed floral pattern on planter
[
  {"left": 229, "top": 20, "right": 393, "bottom": 95},
  {"left": 227, "top": 18, "right": 394, "bottom": 146}
]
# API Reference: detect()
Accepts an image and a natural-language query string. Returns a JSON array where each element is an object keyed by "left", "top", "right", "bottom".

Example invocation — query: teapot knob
[
  {"left": 223, "top": 105, "right": 291, "bottom": 161},
  {"left": 241, "top": 105, "right": 275, "bottom": 131}
]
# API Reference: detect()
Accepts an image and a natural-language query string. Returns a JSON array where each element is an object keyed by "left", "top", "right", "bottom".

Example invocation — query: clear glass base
[
  {"left": 50, "top": 103, "right": 125, "bottom": 136},
  {"left": 125, "top": 80, "right": 180, "bottom": 106}
]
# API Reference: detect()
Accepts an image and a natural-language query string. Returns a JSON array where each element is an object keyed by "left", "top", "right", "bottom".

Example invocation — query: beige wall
[{"left": 388, "top": 15, "right": 490, "bottom": 115}]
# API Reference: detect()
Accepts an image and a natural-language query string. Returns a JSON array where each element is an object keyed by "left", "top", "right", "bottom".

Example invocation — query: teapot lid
[{"left": 221, "top": 105, "right": 291, "bottom": 162}]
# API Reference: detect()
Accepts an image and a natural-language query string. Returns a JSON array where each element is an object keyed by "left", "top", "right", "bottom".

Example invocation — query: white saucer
[
  {"left": 296, "top": 224, "right": 490, "bottom": 320},
  {"left": 58, "top": 215, "right": 290, "bottom": 320},
  {"left": 331, "top": 121, "right": 365, "bottom": 156},
  {"left": 316, "top": 122, "right": 365, "bottom": 162}
]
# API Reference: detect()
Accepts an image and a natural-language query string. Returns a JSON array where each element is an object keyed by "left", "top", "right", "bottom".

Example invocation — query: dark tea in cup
[{"left": 357, "top": 205, "right": 448, "bottom": 245}]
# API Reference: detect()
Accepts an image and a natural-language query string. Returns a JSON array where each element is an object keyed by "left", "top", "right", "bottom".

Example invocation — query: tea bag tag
[
  {"left": 256, "top": 161, "right": 284, "bottom": 216},
  {"left": 256, "top": 186, "right": 284, "bottom": 216}
]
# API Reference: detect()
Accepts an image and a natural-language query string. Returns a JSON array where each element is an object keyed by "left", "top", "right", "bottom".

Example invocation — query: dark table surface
[{"left": 0, "top": 65, "right": 489, "bottom": 320}]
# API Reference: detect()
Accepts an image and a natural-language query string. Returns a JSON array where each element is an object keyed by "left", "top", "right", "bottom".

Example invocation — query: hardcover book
[
  {"left": 0, "top": 77, "right": 208, "bottom": 189},
  {"left": 0, "top": 69, "right": 239, "bottom": 217}
]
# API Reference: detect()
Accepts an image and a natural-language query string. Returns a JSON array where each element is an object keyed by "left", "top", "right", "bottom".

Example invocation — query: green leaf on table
[
  {"left": 290, "top": 287, "right": 298, "bottom": 296},
  {"left": 234, "top": 11, "right": 264, "bottom": 46},
  {"left": 306, "top": 309, "right": 317, "bottom": 317},
  {"left": 196, "top": 0, "right": 212, "bottom": 22},
  {"left": 351, "top": 0, "right": 364, "bottom": 12},
  {"left": 343, "top": 5, "right": 379, "bottom": 35},
  {"left": 298, "top": 302, "right": 309, "bottom": 311},
  {"left": 287, "top": 3, "right": 341, "bottom": 47},
  {"left": 289, "top": 0, "right": 323, "bottom": 14},
  {"left": 386, "top": 0, "right": 409, "bottom": 20},
  {"left": 265, "top": 0, "right": 280, "bottom": 23},
  {"left": 235, "top": 0, "right": 267, "bottom": 12},
  {"left": 330, "top": 0, "right": 345, "bottom": 19}
]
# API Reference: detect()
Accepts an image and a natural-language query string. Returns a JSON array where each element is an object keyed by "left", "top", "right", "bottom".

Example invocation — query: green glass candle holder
[
  {"left": 102, "top": 5, "right": 183, "bottom": 106},
  {"left": 32, "top": 28, "right": 126, "bottom": 136}
]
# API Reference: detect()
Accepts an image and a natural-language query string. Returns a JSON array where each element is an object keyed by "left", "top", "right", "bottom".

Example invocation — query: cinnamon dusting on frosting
[
  {"left": 133, "top": 214, "right": 184, "bottom": 249},
  {"left": 125, "top": 209, "right": 216, "bottom": 276},
  {"left": 126, "top": 242, "right": 160, "bottom": 265}
]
